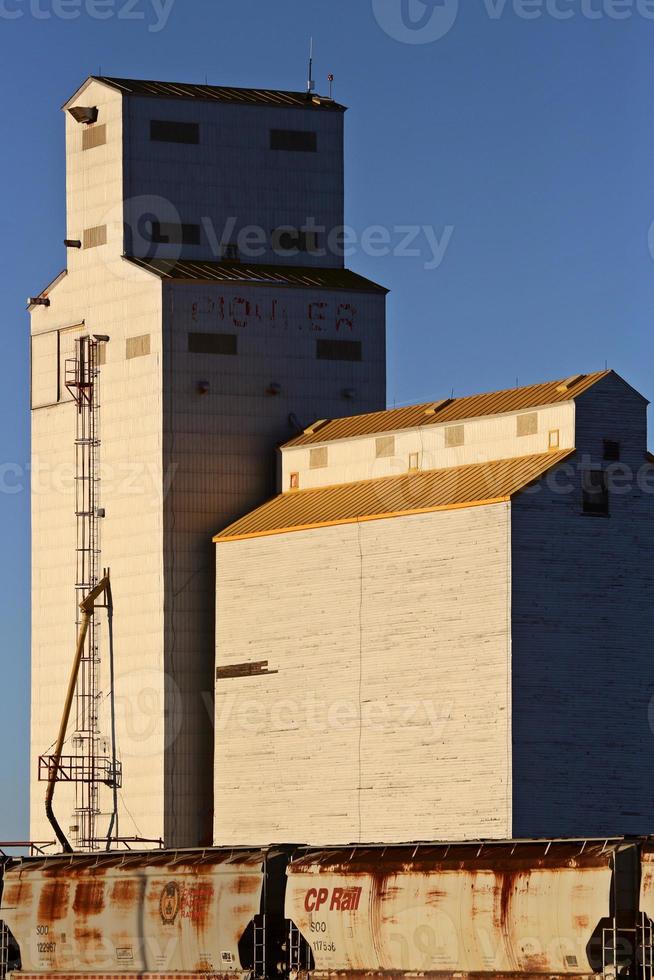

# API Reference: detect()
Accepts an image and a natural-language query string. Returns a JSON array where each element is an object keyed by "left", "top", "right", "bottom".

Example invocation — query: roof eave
[
  {"left": 575, "top": 369, "right": 650, "bottom": 406},
  {"left": 27, "top": 269, "right": 67, "bottom": 311},
  {"left": 61, "top": 75, "right": 116, "bottom": 111},
  {"left": 87, "top": 75, "right": 347, "bottom": 111}
]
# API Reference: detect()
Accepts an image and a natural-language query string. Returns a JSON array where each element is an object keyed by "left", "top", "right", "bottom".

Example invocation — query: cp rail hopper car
[{"left": 2, "top": 840, "right": 654, "bottom": 980}]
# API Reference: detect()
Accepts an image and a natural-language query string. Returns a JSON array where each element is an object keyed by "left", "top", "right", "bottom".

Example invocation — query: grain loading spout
[{"left": 44, "top": 574, "right": 112, "bottom": 853}]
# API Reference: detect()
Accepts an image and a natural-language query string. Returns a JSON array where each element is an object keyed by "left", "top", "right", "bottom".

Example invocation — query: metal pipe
[
  {"left": 45, "top": 576, "right": 110, "bottom": 853},
  {"left": 105, "top": 574, "right": 120, "bottom": 850}
]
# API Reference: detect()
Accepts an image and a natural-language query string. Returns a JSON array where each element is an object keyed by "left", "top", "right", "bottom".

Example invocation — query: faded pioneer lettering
[{"left": 189, "top": 295, "right": 358, "bottom": 332}]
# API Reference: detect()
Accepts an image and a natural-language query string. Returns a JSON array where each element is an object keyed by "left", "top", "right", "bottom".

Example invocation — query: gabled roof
[
  {"left": 284, "top": 371, "right": 617, "bottom": 447},
  {"left": 68, "top": 75, "right": 345, "bottom": 112},
  {"left": 214, "top": 450, "right": 573, "bottom": 542},
  {"left": 125, "top": 257, "right": 387, "bottom": 293}
]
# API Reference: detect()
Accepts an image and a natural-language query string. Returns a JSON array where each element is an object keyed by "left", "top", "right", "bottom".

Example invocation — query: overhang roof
[
  {"left": 214, "top": 450, "right": 573, "bottom": 542},
  {"left": 283, "top": 371, "right": 617, "bottom": 447},
  {"left": 69, "top": 75, "right": 345, "bottom": 111},
  {"left": 125, "top": 257, "right": 387, "bottom": 293},
  {"left": 26, "top": 269, "right": 67, "bottom": 311}
]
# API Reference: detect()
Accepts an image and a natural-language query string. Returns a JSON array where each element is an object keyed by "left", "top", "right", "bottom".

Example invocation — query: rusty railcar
[
  {"left": 285, "top": 841, "right": 647, "bottom": 980},
  {"left": 1, "top": 840, "right": 653, "bottom": 980},
  {"left": 0, "top": 849, "right": 278, "bottom": 980}
]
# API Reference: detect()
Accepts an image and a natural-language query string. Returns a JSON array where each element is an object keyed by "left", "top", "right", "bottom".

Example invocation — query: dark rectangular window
[
  {"left": 151, "top": 222, "right": 201, "bottom": 245},
  {"left": 582, "top": 470, "right": 609, "bottom": 517},
  {"left": 603, "top": 440, "right": 621, "bottom": 461},
  {"left": 270, "top": 129, "right": 317, "bottom": 152},
  {"left": 316, "top": 339, "right": 362, "bottom": 362},
  {"left": 188, "top": 332, "right": 238, "bottom": 355},
  {"left": 150, "top": 119, "right": 199, "bottom": 144}
]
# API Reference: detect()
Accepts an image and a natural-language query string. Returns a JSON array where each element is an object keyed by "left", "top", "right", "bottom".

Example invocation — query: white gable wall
[{"left": 511, "top": 374, "right": 654, "bottom": 837}]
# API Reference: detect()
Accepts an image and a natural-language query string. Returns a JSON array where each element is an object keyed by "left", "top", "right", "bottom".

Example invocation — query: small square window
[
  {"left": 289, "top": 473, "right": 300, "bottom": 490},
  {"left": 83, "top": 224, "right": 107, "bottom": 249},
  {"left": 603, "top": 440, "right": 621, "bottom": 461},
  {"left": 445, "top": 425, "right": 465, "bottom": 448},
  {"left": 409, "top": 453, "right": 420, "bottom": 471},
  {"left": 376, "top": 436, "right": 395, "bottom": 458},
  {"left": 548, "top": 429, "right": 560, "bottom": 450},
  {"left": 126, "top": 334, "right": 150, "bottom": 359},
  {"left": 82, "top": 124, "right": 106, "bottom": 150},
  {"left": 310, "top": 447, "right": 328, "bottom": 469},
  {"left": 582, "top": 470, "right": 609, "bottom": 517},
  {"left": 517, "top": 413, "right": 538, "bottom": 437}
]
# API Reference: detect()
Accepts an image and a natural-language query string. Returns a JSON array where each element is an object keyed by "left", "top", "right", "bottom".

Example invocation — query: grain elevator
[
  {"left": 214, "top": 370, "right": 654, "bottom": 845},
  {"left": 29, "top": 75, "right": 387, "bottom": 850}
]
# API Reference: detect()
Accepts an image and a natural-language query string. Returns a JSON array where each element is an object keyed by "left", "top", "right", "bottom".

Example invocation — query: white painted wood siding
[
  {"left": 30, "top": 262, "right": 164, "bottom": 847},
  {"left": 124, "top": 96, "right": 344, "bottom": 268},
  {"left": 163, "top": 281, "right": 386, "bottom": 847},
  {"left": 511, "top": 373, "right": 654, "bottom": 837},
  {"left": 282, "top": 403, "right": 575, "bottom": 491},
  {"left": 214, "top": 503, "right": 512, "bottom": 846}
]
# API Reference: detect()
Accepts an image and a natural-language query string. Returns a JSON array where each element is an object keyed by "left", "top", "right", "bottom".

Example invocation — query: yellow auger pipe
[{"left": 45, "top": 575, "right": 111, "bottom": 853}]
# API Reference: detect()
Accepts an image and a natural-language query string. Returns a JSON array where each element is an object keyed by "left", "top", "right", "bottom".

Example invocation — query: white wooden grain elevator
[{"left": 29, "top": 75, "right": 386, "bottom": 850}]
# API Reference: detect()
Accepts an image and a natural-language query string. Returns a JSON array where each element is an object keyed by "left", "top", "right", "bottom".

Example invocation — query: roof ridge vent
[
  {"left": 303, "top": 419, "right": 331, "bottom": 436},
  {"left": 556, "top": 373, "right": 586, "bottom": 393},
  {"left": 424, "top": 398, "right": 453, "bottom": 417}
]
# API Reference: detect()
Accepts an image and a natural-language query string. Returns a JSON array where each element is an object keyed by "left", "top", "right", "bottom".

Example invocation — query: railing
[{"left": 38, "top": 754, "right": 122, "bottom": 788}]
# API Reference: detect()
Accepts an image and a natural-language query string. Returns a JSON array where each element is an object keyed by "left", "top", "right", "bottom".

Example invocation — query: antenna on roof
[
  {"left": 307, "top": 37, "right": 316, "bottom": 95},
  {"left": 328, "top": 73, "right": 334, "bottom": 99}
]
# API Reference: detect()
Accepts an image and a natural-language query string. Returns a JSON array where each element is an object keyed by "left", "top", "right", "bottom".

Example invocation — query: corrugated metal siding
[
  {"left": 511, "top": 374, "right": 654, "bottom": 837},
  {"left": 284, "top": 371, "right": 613, "bottom": 446},
  {"left": 214, "top": 503, "right": 512, "bottom": 845},
  {"left": 215, "top": 451, "right": 572, "bottom": 541}
]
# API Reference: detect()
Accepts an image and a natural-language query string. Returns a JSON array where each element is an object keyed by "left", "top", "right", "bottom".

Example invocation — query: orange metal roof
[
  {"left": 126, "top": 257, "right": 387, "bottom": 293},
  {"left": 92, "top": 76, "right": 346, "bottom": 111},
  {"left": 284, "top": 371, "right": 612, "bottom": 447},
  {"left": 215, "top": 450, "right": 573, "bottom": 542}
]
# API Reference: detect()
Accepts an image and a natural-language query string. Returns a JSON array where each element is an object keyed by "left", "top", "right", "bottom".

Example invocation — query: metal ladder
[
  {"left": 289, "top": 920, "right": 311, "bottom": 977},
  {"left": 254, "top": 913, "right": 266, "bottom": 980},
  {"left": 0, "top": 921, "right": 9, "bottom": 980},
  {"left": 640, "top": 913, "right": 654, "bottom": 980},
  {"left": 602, "top": 921, "right": 619, "bottom": 980}
]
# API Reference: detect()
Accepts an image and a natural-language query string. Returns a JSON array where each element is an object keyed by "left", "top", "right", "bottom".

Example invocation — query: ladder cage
[
  {"left": 0, "top": 921, "right": 9, "bottom": 980},
  {"left": 65, "top": 336, "right": 106, "bottom": 851}
]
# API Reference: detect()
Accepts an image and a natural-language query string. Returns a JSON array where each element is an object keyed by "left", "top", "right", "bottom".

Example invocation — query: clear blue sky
[{"left": 1, "top": 0, "right": 653, "bottom": 841}]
